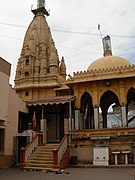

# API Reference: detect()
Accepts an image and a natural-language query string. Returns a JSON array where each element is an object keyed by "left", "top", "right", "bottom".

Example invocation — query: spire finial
[
  {"left": 103, "top": 35, "right": 112, "bottom": 57},
  {"left": 37, "top": 0, "right": 45, "bottom": 8},
  {"left": 32, "top": 0, "right": 49, "bottom": 16}
]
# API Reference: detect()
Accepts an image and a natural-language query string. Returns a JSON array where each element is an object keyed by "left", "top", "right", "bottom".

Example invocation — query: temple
[{"left": 13, "top": 1, "right": 135, "bottom": 169}]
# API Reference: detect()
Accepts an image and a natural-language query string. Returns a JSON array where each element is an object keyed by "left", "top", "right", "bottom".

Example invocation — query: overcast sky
[{"left": 0, "top": 0, "right": 135, "bottom": 85}]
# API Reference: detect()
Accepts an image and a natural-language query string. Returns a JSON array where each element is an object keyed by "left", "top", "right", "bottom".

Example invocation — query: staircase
[{"left": 24, "top": 144, "right": 58, "bottom": 171}]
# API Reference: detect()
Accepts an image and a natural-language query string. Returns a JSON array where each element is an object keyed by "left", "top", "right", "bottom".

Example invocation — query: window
[
  {"left": 25, "top": 91, "right": 29, "bottom": 96},
  {"left": 25, "top": 57, "right": 29, "bottom": 66},
  {"left": 25, "top": 71, "right": 29, "bottom": 77},
  {"left": 0, "top": 129, "right": 4, "bottom": 153}
]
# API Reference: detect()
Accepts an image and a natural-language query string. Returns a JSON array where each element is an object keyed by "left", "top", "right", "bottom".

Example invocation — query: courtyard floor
[{"left": 0, "top": 166, "right": 135, "bottom": 180}]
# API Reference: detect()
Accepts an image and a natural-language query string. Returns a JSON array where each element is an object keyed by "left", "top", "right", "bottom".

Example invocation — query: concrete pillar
[
  {"left": 40, "top": 119, "right": 47, "bottom": 144},
  {"left": 69, "top": 100, "right": 72, "bottom": 132},
  {"left": 80, "top": 113, "right": 84, "bottom": 130},
  {"left": 121, "top": 105, "right": 127, "bottom": 127},
  {"left": 94, "top": 107, "right": 99, "bottom": 129},
  {"left": 75, "top": 109, "right": 80, "bottom": 130},
  {"left": 41, "top": 105, "right": 44, "bottom": 119},
  {"left": 72, "top": 118, "right": 75, "bottom": 131},
  {"left": 64, "top": 118, "right": 69, "bottom": 133}
]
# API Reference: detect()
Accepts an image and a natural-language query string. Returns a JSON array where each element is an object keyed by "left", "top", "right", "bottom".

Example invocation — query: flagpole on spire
[{"left": 98, "top": 23, "right": 103, "bottom": 40}]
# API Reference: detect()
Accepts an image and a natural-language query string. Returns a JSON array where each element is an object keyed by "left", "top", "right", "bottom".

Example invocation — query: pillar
[
  {"left": 64, "top": 118, "right": 69, "bottom": 133},
  {"left": 40, "top": 119, "right": 47, "bottom": 144},
  {"left": 41, "top": 105, "right": 44, "bottom": 119},
  {"left": 69, "top": 100, "right": 72, "bottom": 131},
  {"left": 75, "top": 109, "right": 80, "bottom": 130},
  {"left": 94, "top": 107, "right": 99, "bottom": 129},
  {"left": 102, "top": 110, "right": 107, "bottom": 128},
  {"left": 121, "top": 105, "right": 127, "bottom": 127},
  {"left": 80, "top": 112, "right": 84, "bottom": 130}
]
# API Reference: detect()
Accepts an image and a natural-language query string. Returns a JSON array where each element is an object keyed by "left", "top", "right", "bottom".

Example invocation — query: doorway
[
  {"left": 0, "top": 129, "right": 4, "bottom": 153},
  {"left": 46, "top": 113, "right": 63, "bottom": 143}
]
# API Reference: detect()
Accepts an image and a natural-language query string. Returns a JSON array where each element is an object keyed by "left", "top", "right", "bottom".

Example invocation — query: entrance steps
[{"left": 24, "top": 144, "right": 59, "bottom": 171}]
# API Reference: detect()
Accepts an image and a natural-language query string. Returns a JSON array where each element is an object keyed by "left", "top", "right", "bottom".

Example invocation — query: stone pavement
[{"left": 0, "top": 166, "right": 135, "bottom": 180}]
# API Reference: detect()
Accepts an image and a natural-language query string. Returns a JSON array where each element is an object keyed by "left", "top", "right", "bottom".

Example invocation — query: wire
[
  {"left": 0, "top": 34, "right": 22, "bottom": 40},
  {"left": 0, "top": 21, "right": 135, "bottom": 39},
  {"left": 0, "top": 22, "right": 26, "bottom": 28}
]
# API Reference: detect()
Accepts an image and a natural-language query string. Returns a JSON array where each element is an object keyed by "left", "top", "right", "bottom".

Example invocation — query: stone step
[
  {"left": 27, "top": 159, "right": 53, "bottom": 164},
  {"left": 23, "top": 166, "right": 52, "bottom": 171},
  {"left": 24, "top": 144, "right": 58, "bottom": 170},
  {"left": 30, "top": 153, "right": 53, "bottom": 158},
  {"left": 29, "top": 155, "right": 53, "bottom": 161},
  {"left": 25, "top": 163, "right": 53, "bottom": 168},
  {"left": 37, "top": 145, "right": 58, "bottom": 147},
  {"left": 36, "top": 146, "right": 56, "bottom": 149},
  {"left": 33, "top": 151, "right": 53, "bottom": 155},
  {"left": 36, "top": 144, "right": 58, "bottom": 149}
]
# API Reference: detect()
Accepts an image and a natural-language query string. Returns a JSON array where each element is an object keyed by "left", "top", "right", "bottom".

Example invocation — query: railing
[
  {"left": 73, "top": 127, "right": 135, "bottom": 139},
  {"left": 19, "top": 133, "right": 40, "bottom": 169},
  {"left": 52, "top": 133, "right": 70, "bottom": 169}
]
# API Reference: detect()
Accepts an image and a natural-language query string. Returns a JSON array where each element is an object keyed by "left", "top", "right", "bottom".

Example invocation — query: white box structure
[{"left": 93, "top": 147, "right": 109, "bottom": 165}]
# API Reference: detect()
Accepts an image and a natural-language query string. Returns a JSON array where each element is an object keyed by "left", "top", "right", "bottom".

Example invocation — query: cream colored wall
[
  {"left": 4, "top": 85, "right": 28, "bottom": 155},
  {"left": 70, "top": 141, "right": 93, "bottom": 163},
  {"left": 0, "top": 58, "right": 28, "bottom": 167},
  {"left": 0, "top": 71, "right": 9, "bottom": 122},
  {"left": 77, "top": 147, "right": 93, "bottom": 163}
]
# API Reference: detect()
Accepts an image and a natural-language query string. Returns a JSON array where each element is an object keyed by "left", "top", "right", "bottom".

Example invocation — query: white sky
[{"left": 0, "top": 0, "right": 135, "bottom": 85}]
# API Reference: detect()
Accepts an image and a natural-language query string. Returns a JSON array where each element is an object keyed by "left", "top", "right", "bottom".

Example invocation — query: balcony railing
[{"left": 73, "top": 127, "right": 135, "bottom": 139}]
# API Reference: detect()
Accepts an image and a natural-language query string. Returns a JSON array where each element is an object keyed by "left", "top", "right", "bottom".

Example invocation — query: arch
[
  {"left": 80, "top": 92, "right": 94, "bottom": 129},
  {"left": 100, "top": 90, "right": 121, "bottom": 128},
  {"left": 126, "top": 88, "right": 135, "bottom": 127},
  {"left": 127, "top": 88, "right": 135, "bottom": 105}
]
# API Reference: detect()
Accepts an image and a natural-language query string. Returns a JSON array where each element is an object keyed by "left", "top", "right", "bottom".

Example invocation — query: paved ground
[{"left": 0, "top": 167, "right": 135, "bottom": 180}]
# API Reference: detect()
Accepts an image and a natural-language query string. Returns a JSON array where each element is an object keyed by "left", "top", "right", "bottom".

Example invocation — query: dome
[{"left": 87, "top": 56, "right": 131, "bottom": 71}]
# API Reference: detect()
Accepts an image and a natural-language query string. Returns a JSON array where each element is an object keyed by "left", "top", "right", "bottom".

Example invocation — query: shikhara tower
[{"left": 14, "top": 0, "right": 67, "bottom": 100}]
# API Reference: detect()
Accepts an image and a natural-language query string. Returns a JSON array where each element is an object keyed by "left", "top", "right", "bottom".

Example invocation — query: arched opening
[
  {"left": 100, "top": 90, "right": 121, "bottom": 128},
  {"left": 80, "top": 92, "right": 94, "bottom": 129},
  {"left": 127, "top": 88, "right": 135, "bottom": 127},
  {"left": 25, "top": 56, "right": 30, "bottom": 66},
  {"left": 25, "top": 71, "right": 29, "bottom": 77}
]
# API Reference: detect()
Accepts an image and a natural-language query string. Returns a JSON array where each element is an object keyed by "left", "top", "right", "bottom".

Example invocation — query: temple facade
[
  {"left": 66, "top": 36, "right": 135, "bottom": 165},
  {"left": 14, "top": 1, "right": 135, "bottom": 167},
  {"left": 14, "top": 3, "right": 74, "bottom": 144}
]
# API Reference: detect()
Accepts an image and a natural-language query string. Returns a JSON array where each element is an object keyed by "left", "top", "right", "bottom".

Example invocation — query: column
[
  {"left": 40, "top": 119, "right": 47, "bottom": 144},
  {"left": 41, "top": 105, "right": 44, "bottom": 119},
  {"left": 40, "top": 105, "right": 47, "bottom": 144},
  {"left": 94, "top": 107, "right": 99, "bottom": 129},
  {"left": 122, "top": 150, "right": 130, "bottom": 164},
  {"left": 80, "top": 112, "right": 84, "bottom": 130},
  {"left": 64, "top": 118, "right": 69, "bottom": 133},
  {"left": 75, "top": 109, "right": 80, "bottom": 130},
  {"left": 102, "top": 111, "right": 107, "bottom": 128},
  {"left": 121, "top": 105, "right": 127, "bottom": 127},
  {"left": 112, "top": 151, "right": 120, "bottom": 165},
  {"left": 69, "top": 100, "right": 72, "bottom": 130}
]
